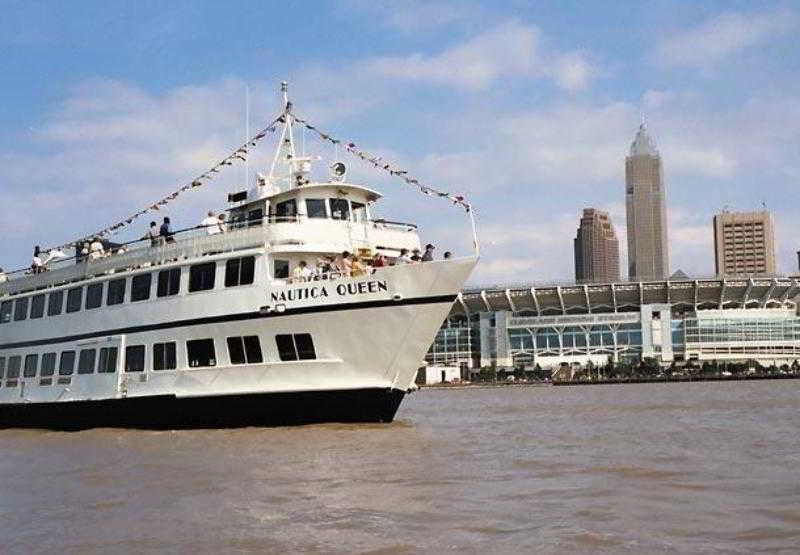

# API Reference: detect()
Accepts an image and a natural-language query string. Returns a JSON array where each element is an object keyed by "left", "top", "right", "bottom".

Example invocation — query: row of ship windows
[
  {"left": 0, "top": 256, "right": 256, "bottom": 324},
  {"left": 0, "top": 333, "right": 316, "bottom": 386}
]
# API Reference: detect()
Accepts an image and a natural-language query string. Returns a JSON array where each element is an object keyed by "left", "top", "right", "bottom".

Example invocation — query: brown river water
[{"left": 1, "top": 381, "right": 799, "bottom": 554}]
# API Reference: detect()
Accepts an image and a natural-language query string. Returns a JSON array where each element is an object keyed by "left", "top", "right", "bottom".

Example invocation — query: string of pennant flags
[
  {"left": 49, "top": 114, "right": 286, "bottom": 251},
  {"left": 292, "top": 113, "right": 471, "bottom": 212},
  {"left": 49, "top": 106, "right": 471, "bottom": 251}
]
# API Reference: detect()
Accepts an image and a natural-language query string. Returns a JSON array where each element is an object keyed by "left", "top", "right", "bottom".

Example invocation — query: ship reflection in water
[{"left": 2, "top": 381, "right": 799, "bottom": 553}]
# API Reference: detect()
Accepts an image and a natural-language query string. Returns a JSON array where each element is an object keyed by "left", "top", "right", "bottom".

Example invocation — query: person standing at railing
[
  {"left": 31, "top": 246, "right": 44, "bottom": 274},
  {"left": 202, "top": 211, "right": 220, "bottom": 235},
  {"left": 217, "top": 213, "right": 227, "bottom": 233},
  {"left": 0, "top": 267, "right": 7, "bottom": 283},
  {"left": 160, "top": 217, "right": 175, "bottom": 244},
  {"left": 422, "top": 244, "right": 435, "bottom": 262},
  {"left": 145, "top": 222, "right": 160, "bottom": 247}
]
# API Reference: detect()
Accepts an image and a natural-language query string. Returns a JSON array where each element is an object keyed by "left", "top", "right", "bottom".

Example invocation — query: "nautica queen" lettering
[{"left": 271, "top": 279, "right": 388, "bottom": 303}]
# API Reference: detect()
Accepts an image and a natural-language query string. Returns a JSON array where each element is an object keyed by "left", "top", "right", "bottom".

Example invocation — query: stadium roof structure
[{"left": 452, "top": 276, "right": 800, "bottom": 317}]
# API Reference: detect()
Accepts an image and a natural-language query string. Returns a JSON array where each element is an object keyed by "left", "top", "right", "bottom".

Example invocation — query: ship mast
[{"left": 267, "top": 82, "right": 299, "bottom": 191}]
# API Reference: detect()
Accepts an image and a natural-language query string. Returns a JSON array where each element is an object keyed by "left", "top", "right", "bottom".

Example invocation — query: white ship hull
[{"left": 0, "top": 258, "right": 475, "bottom": 429}]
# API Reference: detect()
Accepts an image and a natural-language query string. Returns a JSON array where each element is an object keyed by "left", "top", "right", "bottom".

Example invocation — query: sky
[{"left": 1, "top": 0, "right": 799, "bottom": 285}]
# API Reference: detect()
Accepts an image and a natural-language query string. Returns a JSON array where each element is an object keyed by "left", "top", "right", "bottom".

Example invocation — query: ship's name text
[{"left": 271, "top": 280, "right": 388, "bottom": 302}]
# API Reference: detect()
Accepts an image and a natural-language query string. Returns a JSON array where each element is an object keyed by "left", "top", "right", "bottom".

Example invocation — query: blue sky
[{"left": 1, "top": 0, "right": 799, "bottom": 283}]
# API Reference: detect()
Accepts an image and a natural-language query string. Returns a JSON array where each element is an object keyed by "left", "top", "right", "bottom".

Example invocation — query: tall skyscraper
[
  {"left": 625, "top": 124, "right": 669, "bottom": 281},
  {"left": 713, "top": 210, "right": 776, "bottom": 276},
  {"left": 574, "top": 208, "right": 620, "bottom": 283}
]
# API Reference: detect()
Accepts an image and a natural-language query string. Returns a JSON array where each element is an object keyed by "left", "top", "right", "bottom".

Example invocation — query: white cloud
[
  {"left": 350, "top": 0, "right": 485, "bottom": 34},
  {"left": 551, "top": 52, "right": 596, "bottom": 92},
  {"left": 654, "top": 8, "right": 798, "bottom": 68}
]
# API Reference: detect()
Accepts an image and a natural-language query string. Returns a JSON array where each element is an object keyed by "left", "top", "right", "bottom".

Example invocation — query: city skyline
[{"left": 0, "top": 2, "right": 799, "bottom": 283}]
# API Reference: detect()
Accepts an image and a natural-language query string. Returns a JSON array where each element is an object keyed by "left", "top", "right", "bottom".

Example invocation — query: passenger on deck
[
  {"left": 443, "top": 251, "right": 452, "bottom": 260},
  {"left": 372, "top": 253, "right": 386, "bottom": 268},
  {"left": 160, "top": 217, "right": 175, "bottom": 243},
  {"left": 317, "top": 257, "right": 333, "bottom": 278},
  {"left": 202, "top": 211, "right": 220, "bottom": 235},
  {"left": 422, "top": 244, "right": 435, "bottom": 262},
  {"left": 338, "top": 251, "right": 353, "bottom": 277},
  {"left": 89, "top": 237, "right": 105, "bottom": 259},
  {"left": 31, "top": 246, "right": 44, "bottom": 274},
  {"left": 292, "top": 261, "right": 313, "bottom": 282},
  {"left": 410, "top": 248, "right": 422, "bottom": 262},
  {"left": 146, "top": 222, "right": 160, "bottom": 247},
  {"left": 0, "top": 267, "right": 7, "bottom": 283},
  {"left": 351, "top": 256, "right": 366, "bottom": 277},
  {"left": 217, "top": 213, "right": 227, "bottom": 233},
  {"left": 397, "top": 248, "right": 412, "bottom": 264}
]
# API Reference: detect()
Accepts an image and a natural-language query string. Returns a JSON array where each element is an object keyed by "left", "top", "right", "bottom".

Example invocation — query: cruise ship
[{"left": 0, "top": 84, "right": 477, "bottom": 429}]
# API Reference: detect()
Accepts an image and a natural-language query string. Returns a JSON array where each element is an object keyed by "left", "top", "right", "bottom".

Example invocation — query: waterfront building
[
  {"left": 626, "top": 124, "right": 669, "bottom": 281},
  {"left": 426, "top": 276, "right": 800, "bottom": 373},
  {"left": 713, "top": 210, "right": 776, "bottom": 276},
  {"left": 574, "top": 208, "right": 620, "bottom": 283}
]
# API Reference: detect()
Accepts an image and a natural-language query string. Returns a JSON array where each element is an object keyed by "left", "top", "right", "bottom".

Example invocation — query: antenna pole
[{"left": 245, "top": 84, "right": 249, "bottom": 187}]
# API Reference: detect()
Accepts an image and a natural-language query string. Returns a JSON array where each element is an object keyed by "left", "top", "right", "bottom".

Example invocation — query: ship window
[
  {"left": 225, "top": 257, "right": 255, "bottom": 287},
  {"left": 227, "top": 336, "right": 263, "bottom": 365},
  {"left": 98, "top": 347, "right": 118, "bottom": 373},
  {"left": 274, "top": 199, "right": 297, "bottom": 222},
  {"left": 0, "top": 301, "right": 12, "bottom": 323},
  {"left": 41, "top": 353, "right": 57, "bottom": 377},
  {"left": 153, "top": 342, "right": 177, "bottom": 371},
  {"left": 23, "top": 354, "right": 38, "bottom": 378},
  {"left": 66, "top": 287, "right": 83, "bottom": 313},
  {"left": 330, "top": 198, "right": 349, "bottom": 221},
  {"left": 14, "top": 297, "right": 29, "bottom": 321},
  {"left": 189, "top": 263, "right": 216, "bottom": 292},
  {"left": 7, "top": 356, "right": 21, "bottom": 379},
  {"left": 59, "top": 351, "right": 75, "bottom": 376},
  {"left": 86, "top": 283, "right": 104, "bottom": 310},
  {"left": 48, "top": 291, "right": 64, "bottom": 316},
  {"left": 351, "top": 202, "right": 367, "bottom": 223},
  {"left": 157, "top": 268, "right": 181, "bottom": 297},
  {"left": 0, "top": 357, "right": 5, "bottom": 379},
  {"left": 248, "top": 208, "right": 263, "bottom": 227},
  {"left": 30, "top": 294, "right": 46, "bottom": 319},
  {"left": 275, "top": 334, "right": 316, "bottom": 362},
  {"left": 187, "top": 339, "right": 216, "bottom": 367},
  {"left": 306, "top": 198, "right": 327, "bottom": 218},
  {"left": 125, "top": 345, "right": 145, "bottom": 373},
  {"left": 131, "top": 273, "right": 152, "bottom": 302},
  {"left": 107, "top": 278, "right": 126, "bottom": 305},
  {"left": 78, "top": 349, "right": 96, "bottom": 374},
  {"left": 273, "top": 260, "right": 289, "bottom": 279}
]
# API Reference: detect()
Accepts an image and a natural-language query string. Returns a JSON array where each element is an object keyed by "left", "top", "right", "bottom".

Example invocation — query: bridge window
[
  {"left": 78, "top": 349, "right": 97, "bottom": 374},
  {"left": 157, "top": 268, "right": 181, "bottom": 297},
  {"left": 274, "top": 199, "right": 297, "bottom": 222},
  {"left": 225, "top": 257, "right": 255, "bottom": 287},
  {"left": 125, "top": 345, "right": 145, "bottom": 372},
  {"left": 153, "top": 342, "right": 177, "bottom": 371},
  {"left": 0, "top": 357, "right": 5, "bottom": 379},
  {"left": 14, "top": 297, "right": 29, "bottom": 321},
  {"left": 131, "top": 273, "right": 152, "bottom": 302},
  {"left": 227, "top": 336, "right": 263, "bottom": 365},
  {"left": 351, "top": 202, "right": 367, "bottom": 223},
  {"left": 41, "top": 353, "right": 57, "bottom": 377},
  {"left": 187, "top": 339, "right": 216, "bottom": 367},
  {"left": 329, "top": 199, "right": 349, "bottom": 221},
  {"left": 59, "top": 351, "right": 75, "bottom": 376},
  {"left": 248, "top": 208, "right": 263, "bottom": 227},
  {"left": 306, "top": 199, "right": 327, "bottom": 219},
  {"left": 189, "top": 263, "right": 216, "bottom": 292},
  {"left": 98, "top": 347, "right": 118, "bottom": 373},
  {"left": 273, "top": 259, "right": 289, "bottom": 279},
  {"left": 48, "top": 291, "right": 64, "bottom": 316},
  {"left": 30, "top": 294, "right": 45, "bottom": 319},
  {"left": 23, "top": 354, "right": 38, "bottom": 378},
  {"left": 107, "top": 278, "right": 126, "bottom": 305},
  {"left": 0, "top": 301, "right": 12, "bottom": 324},
  {"left": 86, "top": 283, "right": 104, "bottom": 310},
  {"left": 66, "top": 287, "right": 83, "bottom": 313}
]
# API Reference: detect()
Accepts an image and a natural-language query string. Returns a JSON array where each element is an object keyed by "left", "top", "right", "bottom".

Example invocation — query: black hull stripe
[{"left": 0, "top": 294, "right": 457, "bottom": 351}]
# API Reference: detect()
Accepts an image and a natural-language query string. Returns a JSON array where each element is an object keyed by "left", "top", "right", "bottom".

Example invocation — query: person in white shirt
[
  {"left": 216, "top": 213, "right": 227, "bottom": 233},
  {"left": 202, "top": 211, "right": 221, "bottom": 235},
  {"left": 0, "top": 267, "right": 7, "bottom": 283},
  {"left": 292, "top": 260, "right": 313, "bottom": 282},
  {"left": 89, "top": 237, "right": 105, "bottom": 259},
  {"left": 31, "top": 246, "right": 44, "bottom": 274},
  {"left": 145, "top": 222, "right": 160, "bottom": 247},
  {"left": 397, "top": 248, "right": 412, "bottom": 264}
]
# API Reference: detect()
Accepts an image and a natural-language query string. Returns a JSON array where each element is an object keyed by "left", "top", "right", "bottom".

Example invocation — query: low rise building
[{"left": 426, "top": 277, "right": 800, "bottom": 372}]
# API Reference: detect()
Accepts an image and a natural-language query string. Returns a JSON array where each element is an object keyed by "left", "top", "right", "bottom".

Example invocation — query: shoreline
[{"left": 419, "top": 373, "right": 800, "bottom": 390}]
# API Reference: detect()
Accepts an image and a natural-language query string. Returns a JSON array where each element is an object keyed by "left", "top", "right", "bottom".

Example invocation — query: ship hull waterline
[{"left": 0, "top": 387, "right": 406, "bottom": 430}]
